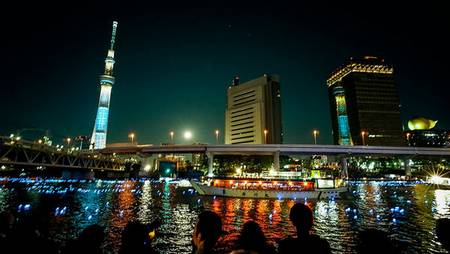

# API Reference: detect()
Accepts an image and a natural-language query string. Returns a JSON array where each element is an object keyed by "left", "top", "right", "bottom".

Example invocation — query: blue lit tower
[{"left": 90, "top": 21, "right": 118, "bottom": 149}]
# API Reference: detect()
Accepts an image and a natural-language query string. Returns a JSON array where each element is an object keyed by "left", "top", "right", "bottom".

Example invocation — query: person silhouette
[
  {"left": 192, "top": 211, "right": 223, "bottom": 254},
  {"left": 278, "top": 203, "right": 330, "bottom": 254},
  {"left": 231, "top": 220, "right": 276, "bottom": 254},
  {"left": 119, "top": 221, "right": 158, "bottom": 254},
  {"left": 63, "top": 224, "right": 105, "bottom": 254},
  {"left": 436, "top": 218, "right": 450, "bottom": 253},
  {"left": 357, "top": 229, "right": 396, "bottom": 254}
]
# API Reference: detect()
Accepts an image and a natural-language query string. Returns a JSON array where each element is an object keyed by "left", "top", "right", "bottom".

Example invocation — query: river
[{"left": 0, "top": 178, "right": 449, "bottom": 253}]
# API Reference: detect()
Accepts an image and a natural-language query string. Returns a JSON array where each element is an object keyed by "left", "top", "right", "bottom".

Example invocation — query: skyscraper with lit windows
[
  {"left": 327, "top": 56, "right": 405, "bottom": 146},
  {"left": 225, "top": 75, "right": 282, "bottom": 144},
  {"left": 90, "top": 21, "right": 118, "bottom": 149}
]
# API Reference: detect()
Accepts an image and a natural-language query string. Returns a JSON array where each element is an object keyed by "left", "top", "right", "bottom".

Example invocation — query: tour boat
[
  {"left": 427, "top": 175, "right": 450, "bottom": 190},
  {"left": 190, "top": 177, "right": 348, "bottom": 200}
]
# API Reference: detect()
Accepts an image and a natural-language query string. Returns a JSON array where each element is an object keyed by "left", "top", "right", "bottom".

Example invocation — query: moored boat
[
  {"left": 427, "top": 175, "right": 450, "bottom": 190},
  {"left": 191, "top": 177, "right": 348, "bottom": 200}
]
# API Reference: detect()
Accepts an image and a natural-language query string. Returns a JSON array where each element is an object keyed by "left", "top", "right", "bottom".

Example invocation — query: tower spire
[
  {"left": 90, "top": 21, "right": 118, "bottom": 150},
  {"left": 110, "top": 21, "right": 118, "bottom": 50}
]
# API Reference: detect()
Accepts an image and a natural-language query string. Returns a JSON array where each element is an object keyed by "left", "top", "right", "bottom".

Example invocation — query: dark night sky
[{"left": 1, "top": 1, "right": 449, "bottom": 145}]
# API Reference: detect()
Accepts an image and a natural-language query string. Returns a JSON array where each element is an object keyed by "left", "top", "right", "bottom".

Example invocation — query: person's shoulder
[
  {"left": 308, "top": 235, "right": 331, "bottom": 253},
  {"left": 278, "top": 236, "right": 296, "bottom": 245},
  {"left": 278, "top": 235, "right": 330, "bottom": 254},
  {"left": 278, "top": 237, "right": 298, "bottom": 254}
]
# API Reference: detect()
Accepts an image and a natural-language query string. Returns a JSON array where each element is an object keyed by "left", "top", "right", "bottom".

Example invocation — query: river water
[{"left": 0, "top": 178, "right": 449, "bottom": 253}]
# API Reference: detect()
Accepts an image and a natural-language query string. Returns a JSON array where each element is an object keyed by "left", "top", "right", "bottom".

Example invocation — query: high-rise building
[
  {"left": 327, "top": 56, "right": 405, "bottom": 146},
  {"left": 90, "top": 21, "right": 118, "bottom": 149},
  {"left": 225, "top": 75, "right": 282, "bottom": 144}
]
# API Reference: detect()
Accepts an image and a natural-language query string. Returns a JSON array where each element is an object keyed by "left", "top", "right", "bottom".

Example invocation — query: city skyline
[{"left": 1, "top": 2, "right": 449, "bottom": 145}]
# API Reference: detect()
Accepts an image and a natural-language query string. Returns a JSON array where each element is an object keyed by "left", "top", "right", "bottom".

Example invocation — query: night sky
[{"left": 1, "top": 1, "right": 449, "bottom": 145}]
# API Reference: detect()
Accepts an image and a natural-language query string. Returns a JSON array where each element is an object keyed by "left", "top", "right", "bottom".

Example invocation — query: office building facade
[
  {"left": 327, "top": 56, "right": 405, "bottom": 146},
  {"left": 225, "top": 75, "right": 282, "bottom": 144}
]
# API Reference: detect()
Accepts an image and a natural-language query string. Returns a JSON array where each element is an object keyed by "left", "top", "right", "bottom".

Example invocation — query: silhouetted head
[
  {"left": 436, "top": 218, "right": 450, "bottom": 252},
  {"left": 358, "top": 229, "right": 395, "bottom": 254},
  {"left": 0, "top": 211, "right": 15, "bottom": 233},
  {"left": 236, "top": 220, "right": 267, "bottom": 251},
  {"left": 79, "top": 224, "right": 105, "bottom": 249},
  {"left": 121, "top": 221, "right": 149, "bottom": 251},
  {"left": 289, "top": 203, "right": 313, "bottom": 235},
  {"left": 193, "top": 211, "right": 222, "bottom": 251}
]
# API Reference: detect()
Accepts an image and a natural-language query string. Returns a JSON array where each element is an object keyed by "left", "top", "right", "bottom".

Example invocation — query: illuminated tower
[
  {"left": 90, "top": 21, "right": 118, "bottom": 149},
  {"left": 327, "top": 56, "right": 405, "bottom": 146}
]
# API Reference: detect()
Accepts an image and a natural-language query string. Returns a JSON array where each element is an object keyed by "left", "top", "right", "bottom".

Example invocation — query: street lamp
[
  {"left": 128, "top": 132, "right": 135, "bottom": 143},
  {"left": 170, "top": 131, "right": 174, "bottom": 144},
  {"left": 215, "top": 130, "right": 220, "bottom": 144},
  {"left": 361, "top": 131, "right": 368, "bottom": 146},
  {"left": 263, "top": 129, "right": 268, "bottom": 144},
  {"left": 66, "top": 137, "right": 71, "bottom": 147},
  {"left": 313, "top": 129, "right": 319, "bottom": 145}
]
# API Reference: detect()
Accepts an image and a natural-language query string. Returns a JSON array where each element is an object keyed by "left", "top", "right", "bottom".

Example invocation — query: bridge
[
  {"left": 0, "top": 136, "right": 129, "bottom": 178},
  {"left": 100, "top": 144, "right": 450, "bottom": 177}
]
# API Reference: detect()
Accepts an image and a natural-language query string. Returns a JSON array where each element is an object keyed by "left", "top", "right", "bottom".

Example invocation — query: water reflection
[
  {"left": 0, "top": 178, "right": 449, "bottom": 253},
  {"left": 434, "top": 189, "right": 450, "bottom": 216}
]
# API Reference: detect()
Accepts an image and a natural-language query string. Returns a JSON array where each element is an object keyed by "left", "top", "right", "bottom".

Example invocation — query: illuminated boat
[
  {"left": 190, "top": 177, "right": 348, "bottom": 200},
  {"left": 427, "top": 175, "right": 450, "bottom": 190}
]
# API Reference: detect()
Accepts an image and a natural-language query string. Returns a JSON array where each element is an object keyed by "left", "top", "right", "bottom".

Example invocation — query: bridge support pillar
[
  {"left": 207, "top": 152, "right": 214, "bottom": 177},
  {"left": 404, "top": 158, "right": 411, "bottom": 177},
  {"left": 341, "top": 157, "right": 348, "bottom": 178},
  {"left": 273, "top": 151, "right": 280, "bottom": 171}
]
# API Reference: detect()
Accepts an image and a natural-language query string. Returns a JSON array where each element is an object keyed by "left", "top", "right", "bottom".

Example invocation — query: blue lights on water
[{"left": 0, "top": 177, "right": 449, "bottom": 253}]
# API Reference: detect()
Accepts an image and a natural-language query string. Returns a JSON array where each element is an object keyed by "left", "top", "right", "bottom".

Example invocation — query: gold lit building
[
  {"left": 225, "top": 75, "right": 282, "bottom": 144},
  {"left": 327, "top": 56, "right": 405, "bottom": 146}
]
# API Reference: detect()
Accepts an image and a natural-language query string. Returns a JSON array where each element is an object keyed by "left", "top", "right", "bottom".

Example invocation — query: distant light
[
  {"left": 184, "top": 131, "right": 192, "bottom": 140},
  {"left": 144, "top": 165, "right": 151, "bottom": 172},
  {"left": 429, "top": 175, "right": 446, "bottom": 185}
]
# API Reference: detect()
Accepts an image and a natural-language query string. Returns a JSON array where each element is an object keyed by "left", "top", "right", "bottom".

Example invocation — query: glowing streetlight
[
  {"left": 66, "top": 137, "right": 71, "bottom": 147},
  {"left": 313, "top": 129, "right": 319, "bottom": 145},
  {"left": 215, "top": 130, "right": 220, "bottom": 144},
  {"left": 263, "top": 129, "right": 268, "bottom": 144},
  {"left": 361, "top": 131, "right": 368, "bottom": 146},
  {"left": 184, "top": 131, "right": 192, "bottom": 140},
  {"left": 128, "top": 132, "right": 135, "bottom": 143},
  {"left": 170, "top": 131, "right": 174, "bottom": 143},
  {"left": 38, "top": 139, "right": 43, "bottom": 144}
]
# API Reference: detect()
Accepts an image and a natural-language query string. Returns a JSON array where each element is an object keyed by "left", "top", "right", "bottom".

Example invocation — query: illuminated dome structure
[
  {"left": 405, "top": 118, "right": 449, "bottom": 147},
  {"left": 407, "top": 117, "right": 437, "bottom": 130}
]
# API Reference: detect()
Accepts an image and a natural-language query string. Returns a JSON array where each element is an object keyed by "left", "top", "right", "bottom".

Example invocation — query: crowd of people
[{"left": 1, "top": 203, "right": 450, "bottom": 254}]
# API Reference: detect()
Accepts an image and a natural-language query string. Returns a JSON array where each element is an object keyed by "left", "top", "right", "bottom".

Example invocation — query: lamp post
[
  {"left": 406, "top": 132, "right": 411, "bottom": 146},
  {"left": 128, "top": 132, "right": 135, "bottom": 144},
  {"left": 361, "top": 131, "right": 367, "bottom": 146},
  {"left": 170, "top": 131, "right": 174, "bottom": 144},
  {"left": 313, "top": 129, "right": 319, "bottom": 145},
  {"left": 66, "top": 137, "right": 71, "bottom": 151},
  {"left": 215, "top": 130, "right": 220, "bottom": 144},
  {"left": 263, "top": 129, "right": 268, "bottom": 144}
]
